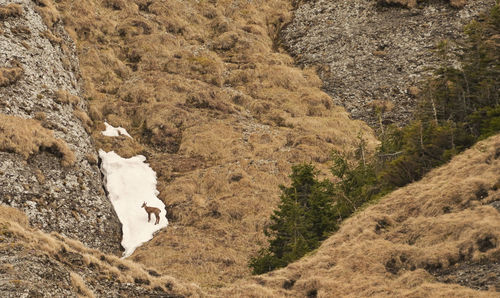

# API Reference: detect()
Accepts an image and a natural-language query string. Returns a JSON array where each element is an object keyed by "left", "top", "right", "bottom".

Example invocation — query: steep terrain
[
  {"left": 282, "top": 0, "right": 496, "bottom": 128},
  {"left": 0, "top": 0, "right": 121, "bottom": 254},
  {"left": 0, "top": 205, "right": 199, "bottom": 297},
  {"left": 220, "top": 134, "right": 500, "bottom": 297},
  {"left": 51, "top": 0, "right": 377, "bottom": 287},
  {"left": 1, "top": 130, "right": 498, "bottom": 297},
  {"left": 1, "top": 0, "right": 498, "bottom": 296}
]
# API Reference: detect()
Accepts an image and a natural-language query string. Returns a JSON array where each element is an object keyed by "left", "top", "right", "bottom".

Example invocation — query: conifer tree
[{"left": 249, "top": 164, "right": 336, "bottom": 274}]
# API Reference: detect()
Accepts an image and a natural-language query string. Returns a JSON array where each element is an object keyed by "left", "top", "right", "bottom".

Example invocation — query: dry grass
[
  {"left": 218, "top": 134, "right": 500, "bottom": 297},
  {"left": 70, "top": 272, "right": 95, "bottom": 298},
  {"left": 449, "top": 0, "right": 468, "bottom": 7},
  {"left": 54, "top": 89, "right": 80, "bottom": 105},
  {"left": 0, "top": 4, "right": 22, "bottom": 20},
  {"left": 4, "top": 1, "right": 496, "bottom": 294},
  {"left": 0, "top": 205, "right": 28, "bottom": 228},
  {"left": 49, "top": 0, "right": 377, "bottom": 287},
  {"left": 0, "top": 67, "right": 23, "bottom": 87},
  {"left": 0, "top": 114, "right": 75, "bottom": 166},
  {"left": 34, "top": 168, "right": 45, "bottom": 184},
  {"left": 41, "top": 30, "right": 62, "bottom": 45},
  {"left": 33, "top": 0, "right": 60, "bottom": 28},
  {"left": 73, "top": 108, "right": 93, "bottom": 133},
  {"left": 91, "top": 122, "right": 144, "bottom": 158},
  {"left": 46, "top": 0, "right": 377, "bottom": 288},
  {"left": 0, "top": 205, "right": 202, "bottom": 296}
]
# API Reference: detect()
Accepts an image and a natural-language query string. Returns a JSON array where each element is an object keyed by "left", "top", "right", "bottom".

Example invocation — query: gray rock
[
  {"left": 490, "top": 200, "right": 500, "bottom": 212},
  {"left": 0, "top": 0, "right": 121, "bottom": 254},
  {"left": 0, "top": 224, "right": 181, "bottom": 297},
  {"left": 281, "top": 0, "right": 496, "bottom": 128}
]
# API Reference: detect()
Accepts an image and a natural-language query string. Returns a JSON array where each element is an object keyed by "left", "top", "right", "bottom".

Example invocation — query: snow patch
[
  {"left": 99, "top": 150, "right": 168, "bottom": 257},
  {"left": 101, "top": 122, "right": 132, "bottom": 138}
]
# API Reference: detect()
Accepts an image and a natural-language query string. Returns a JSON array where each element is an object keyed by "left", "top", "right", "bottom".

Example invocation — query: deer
[{"left": 141, "top": 202, "right": 161, "bottom": 225}]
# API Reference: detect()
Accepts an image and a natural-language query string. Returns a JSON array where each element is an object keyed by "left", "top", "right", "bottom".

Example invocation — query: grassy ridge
[
  {"left": 250, "top": 3, "right": 499, "bottom": 275},
  {"left": 220, "top": 133, "right": 500, "bottom": 297}
]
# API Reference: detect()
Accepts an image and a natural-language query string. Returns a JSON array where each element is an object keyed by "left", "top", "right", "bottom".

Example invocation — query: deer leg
[
  {"left": 155, "top": 214, "right": 159, "bottom": 225},
  {"left": 148, "top": 212, "right": 151, "bottom": 222}
]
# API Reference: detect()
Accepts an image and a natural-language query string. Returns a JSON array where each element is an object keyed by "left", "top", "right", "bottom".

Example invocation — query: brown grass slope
[
  {"left": 220, "top": 134, "right": 500, "bottom": 297},
  {"left": 0, "top": 205, "right": 201, "bottom": 297},
  {"left": 48, "top": 0, "right": 376, "bottom": 287}
]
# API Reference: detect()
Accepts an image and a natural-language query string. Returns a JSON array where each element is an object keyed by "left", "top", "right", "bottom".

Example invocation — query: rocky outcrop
[
  {"left": 281, "top": 0, "right": 496, "bottom": 128},
  {"left": 0, "top": 0, "right": 121, "bottom": 254},
  {"left": 0, "top": 205, "right": 193, "bottom": 297}
]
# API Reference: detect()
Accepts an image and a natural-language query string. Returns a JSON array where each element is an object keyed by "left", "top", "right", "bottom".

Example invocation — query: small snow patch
[
  {"left": 99, "top": 150, "right": 168, "bottom": 257},
  {"left": 102, "top": 122, "right": 132, "bottom": 138}
]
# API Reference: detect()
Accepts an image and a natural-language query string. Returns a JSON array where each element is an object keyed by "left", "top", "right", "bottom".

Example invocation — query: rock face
[
  {"left": 433, "top": 262, "right": 500, "bottom": 291},
  {"left": 0, "top": 0, "right": 121, "bottom": 254},
  {"left": 0, "top": 206, "right": 190, "bottom": 297},
  {"left": 281, "top": 0, "right": 495, "bottom": 128}
]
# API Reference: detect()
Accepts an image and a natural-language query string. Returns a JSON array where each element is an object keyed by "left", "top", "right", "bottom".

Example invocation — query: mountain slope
[
  {"left": 51, "top": 0, "right": 377, "bottom": 287},
  {"left": 1, "top": 134, "right": 497, "bottom": 297},
  {"left": 282, "top": 0, "right": 496, "bottom": 127},
  {"left": 0, "top": 205, "right": 200, "bottom": 297},
  {"left": 0, "top": 0, "right": 121, "bottom": 254},
  {"left": 3, "top": 0, "right": 498, "bottom": 295},
  {"left": 219, "top": 134, "right": 500, "bottom": 296}
]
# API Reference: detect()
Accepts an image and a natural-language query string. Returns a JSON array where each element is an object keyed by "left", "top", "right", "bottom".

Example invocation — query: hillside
[
  {"left": 220, "top": 134, "right": 500, "bottom": 297},
  {"left": 1, "top": 133, "right": 498, "bottom": 297},
  {"left": 1, "top": 0, "right": 499, "bottom": 296},
  {"left": 0, "top": 0, "right": 121, "bottom": 254},
  {"left": 49, "top": 0, "right": 376, "bottom": 287},
  {"left": 0, "top": 205, "right": 199, "bottom": 297},
  {"left": 282, "top": 0, "right": 496, "bottom": 127}
]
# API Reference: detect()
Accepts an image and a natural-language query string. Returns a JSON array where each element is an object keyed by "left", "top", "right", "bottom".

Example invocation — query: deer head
[{"left": 141, "top": 202, "right": 146, "bottom": 208}]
